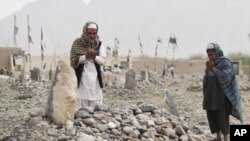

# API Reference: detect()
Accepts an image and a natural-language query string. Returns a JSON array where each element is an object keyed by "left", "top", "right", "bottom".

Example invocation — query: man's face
[
  {"left": 207, "top": 50, "right": 216, "bottom": 61},
  {"left": 86, "top": 28, "right": 97, "bottom": 39}
]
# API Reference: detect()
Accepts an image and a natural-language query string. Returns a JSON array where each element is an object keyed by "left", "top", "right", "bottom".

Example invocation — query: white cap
[
  {"left": 207, "top": 43, "right": 214, "bottom": 50},
  {"left": 87, "top": 23, "right": 97, "bottom": 29}
]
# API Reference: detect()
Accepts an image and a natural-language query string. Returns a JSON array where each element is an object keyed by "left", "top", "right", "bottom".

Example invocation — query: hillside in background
[{"left": 1, "top": 0, "right": 250, "bottom": 58}]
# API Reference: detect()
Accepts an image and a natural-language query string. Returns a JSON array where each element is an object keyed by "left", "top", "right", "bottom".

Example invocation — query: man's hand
[
  {"left": 85, "top": 49, "right": 97, "bottom": 59},
  {"left": 206, "top": 60, "right": 215, "bottom": 71}
]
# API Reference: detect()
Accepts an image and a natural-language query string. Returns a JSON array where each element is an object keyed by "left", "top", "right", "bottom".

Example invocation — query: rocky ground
[{"left": 0, "top": 71, "right": 250, "bottom": 141}]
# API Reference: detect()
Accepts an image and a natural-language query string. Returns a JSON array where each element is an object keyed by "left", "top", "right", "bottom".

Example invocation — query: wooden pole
[
  {"left": 155, "top": 42, "right": 158, "bottom": 72},
  {"left": 27, "top": 15, "right": 31, "bottom": 72}
]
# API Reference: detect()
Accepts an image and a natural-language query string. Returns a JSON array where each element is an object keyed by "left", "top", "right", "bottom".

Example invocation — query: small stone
[
  {"left": 142, "top": 132, "right": 149, "bottom": 138},
  {"left": 140, "top": 104, "right": 157, "bottom": 113},
  {"left": 58, "top": 135, "right": 71, "bottom": 141},
  {"left": 180, "top": 135, "right": 189, "bottom": 141},
  {"left": 111, "top": 129, "right": 121, "bottom": 135},
  {"left": 75, "top": 110, "right": 92, "bottom": 119},
  {"left": 147, "top": 120, "right": 155, "bottom": 128},
  {"left": 181, "top": 123, "right": 189, "bottom": 132},
  {"left": 191, "top": 134, "right": 203, "bottom": 141},
  {"left": 94, "top": 104, "right": 109, "bottom": 112},
  {"left": 29, "top": 116, "right": 43, "bottom": 127},
  {"left": 82, "top": 118, "right": 95, "bottom": 126},
  {"left": 134, "top": 109, "right": 142, "bottom": 115},
  {"left": 93, "top": 113, "right": 106, "bottom": 120},
  {"left": 147, "top": 127, "right": 157, "bottom": 138},
  {"left": 171, "top": 121, "right": 177, "bottom": 128},
  {"left": 66, "top": 128, "right": 76, "bottom": 136},
  {"left": 161, "top": 128, "right": 177, "bottom": 138},
  {"left": 35, "top": 121, "right": 49, "bottom": 130},
  {"left": 193, "top": 125, "right": 204, "bottom": 134},
  {"left": 47, "top": 129, "right": 59, "bottom": 137},
  {"left": 91, "top": 128, "right": 100, "bottom": 133},
  {"left": 96, "top": 123, "right": 108, "bottom": 132},
  {"left": 123, "top": 126, "right": 133, "bottom": 135},
  {"left": 129, "top": 129, "right": 140, "bottom": 138},
  {"left": 141, "top": 137, "right": 154, "bottom": 141},
  {"left": 79, "top": 106, "right": 94, "bottom": 114},
  {"left": 176, "top": 125, "right": 186, "bottom": 136},
  {"left": 65, "top": 120, "right": 74, "bottom": 130},
  {"left": 154, "top": 118, "right": 166, "bottom": 125},
  {"left": 136, "top": 114, "right": 150, "bottom": 120},
  {"left": 29, "top": 107, "right": 45, "bottom": 117},
  {"left": 73, "top": 118, "right": 83, "bottom": 126},
  {"left": 107, "top": 122, "right": 116, "bottom": 129},
  {"left": 78, "top": 133, "right": 95, "bottom": 141}
]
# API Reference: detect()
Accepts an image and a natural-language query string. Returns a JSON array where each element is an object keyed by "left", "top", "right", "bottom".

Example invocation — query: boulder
[{"left": 46, "top": 61, "right": 77, "bottom": 125}]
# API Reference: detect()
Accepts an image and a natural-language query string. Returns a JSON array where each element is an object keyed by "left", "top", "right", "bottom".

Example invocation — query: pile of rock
[
  {"left": 187, "top": 82, "right": 203, "bottom": 92},
  {"left": 4, "top": 103, "right": 213, "bottom": 141},
  {"left": 186, "top": 74, "right": 203, "bottom": 92}
]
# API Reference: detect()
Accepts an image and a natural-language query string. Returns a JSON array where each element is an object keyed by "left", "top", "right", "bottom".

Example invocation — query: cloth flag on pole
[
  {"left": 27, "top": 15, "right": 34, "bottom": 44},
  {"left": 155, "top": 37, "right": 163, "bottom": 57},
  {"left": 113, "top": 37, "right": 119, "bottom": 57},
  {"left": 14, "top": 15, "right": 18, "bottom": 46},
  {"left": 157, "top": 37, "right": 163, "bottom": 43},
  {"left": 115, "top": 37, "right": 120, "bottom": 45},
  {"left": 28, "top": 25, "right": 34, "bottom": 44},
  {"left": 41, "top": 27, "right": 44, "bottom": 61},
  {"left": 43, "top": 63, "right": 47, "bottom": 70},
  {"left": 106, "top": 46, "right": 112, "bottom": 55},
  {"left": 28, "top": 35, "right": 34, "bottom": 44},
  {"left": 169, "top": 37, "right": 177, "bottom": 44},
  {"left": 138, "top": 35, "right": 144, "bottom": 55},
  {"left": 127, "top": 49, "right": 132, "bottom": 62}
]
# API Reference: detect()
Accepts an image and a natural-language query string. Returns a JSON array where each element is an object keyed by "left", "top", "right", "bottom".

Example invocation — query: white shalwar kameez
[{"left": 75, "top": 43, "right": 106, "bottom": 110}]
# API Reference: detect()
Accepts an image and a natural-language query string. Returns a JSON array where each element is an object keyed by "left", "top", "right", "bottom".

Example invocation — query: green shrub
[
  {"left": 189, "top": 54, "right": 205, "bottom": 60},
  {"left": 228, "top": 52, "right": 250, "bottom": 65}
]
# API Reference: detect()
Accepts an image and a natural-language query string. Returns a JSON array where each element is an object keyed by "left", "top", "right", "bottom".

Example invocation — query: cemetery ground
[{"left": 0, "top": 71, "right": 250, "bottom": 140}]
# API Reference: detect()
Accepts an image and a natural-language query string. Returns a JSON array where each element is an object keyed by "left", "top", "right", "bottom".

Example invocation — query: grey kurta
[
  {"left": 203, "top": 74, "right": 225, "bottom": 110},
  {"left": 203, "top": 72, "right": 232, "bottom": 135}
]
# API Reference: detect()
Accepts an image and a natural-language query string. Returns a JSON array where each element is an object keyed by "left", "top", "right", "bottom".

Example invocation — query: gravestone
[
  {"left": 46, "top": 61, "right": 77, "bottom": 125},
  {"left": 125, "top": 69, "right": 136, "bottom": 89},
  {"left": 30, "top": 67, "right": 40, "bottom": 81},
  {"left": 165, "top": 88, "right": 179, "bottom": 117},
  {"left": 140, "top": 69, "right": 149, "bottom": 81}
]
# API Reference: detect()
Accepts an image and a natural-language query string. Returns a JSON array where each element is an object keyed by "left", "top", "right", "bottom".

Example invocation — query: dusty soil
[{"left": 0, "top": 72, "right": 250, "bottom": 140}]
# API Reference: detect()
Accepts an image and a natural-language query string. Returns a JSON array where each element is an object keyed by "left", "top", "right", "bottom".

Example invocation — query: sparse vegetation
[
  {"left": 135, "top": 54, "right": 151, "bottom": 59},
  {"left": 189, "top": 54, "right": 205, "bottom": 60},
  {"left": 228, "top": 52, "right": 250, "bottom": 65}
]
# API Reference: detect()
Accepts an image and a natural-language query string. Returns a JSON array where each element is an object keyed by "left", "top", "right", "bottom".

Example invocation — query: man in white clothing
[{"left": 70, "top": 22, "right": 106, "bottom": 110}]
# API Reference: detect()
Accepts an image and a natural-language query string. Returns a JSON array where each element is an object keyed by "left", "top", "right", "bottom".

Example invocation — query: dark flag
[
  {"left": 41, "top": 28, "right": 44, "bottom": 61},
  {"left": 13, "top": 15, "right": 18, "bottom": 47},
  {"left": 155, "top": 37, "right": 163, "bottom": 57},
  {"left": 127, "top": 49, "right": 132, "bottom": 62},
  {"left": 113, "top": 37, "right": 119, "bottom": 57},
  {"left": 43, "top": 63, "right": 47, "bottom": 70},
  {"left": 115, "top": 37, "right": 120, "bottom": 45},
  {"left": 138, "top": 35, "right": 143, "bottom": 55},
  {"left": 169, "top": 37, "right": 177, "bottom": 44},
  {"left": 27, "top": 15, "right": 34, "bottom": 44},
  {"left": 154, "top": 37, "right": 163, "bottom": 71}
]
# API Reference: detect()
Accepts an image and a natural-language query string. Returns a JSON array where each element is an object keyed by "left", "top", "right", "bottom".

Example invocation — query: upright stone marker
[
  {"left": 140, "top": 69, "right": 148, "bottom": 81},
  {"left": 30, "top": 67, "right": 40, "bottom": 81},
  {"left": 46, "top": 61, "right": 77, "bottom": 125},
  {"left": 125, "top": 69, "right": 136, "bottom": 89}
]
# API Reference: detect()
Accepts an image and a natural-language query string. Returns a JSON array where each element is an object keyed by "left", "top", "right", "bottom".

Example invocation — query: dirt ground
[
  {"left": 103, "top": 73, "right": 250, "bottom": 129},
  {"left": 1, "top": 69, "right": 250, "bottom": 140}
]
